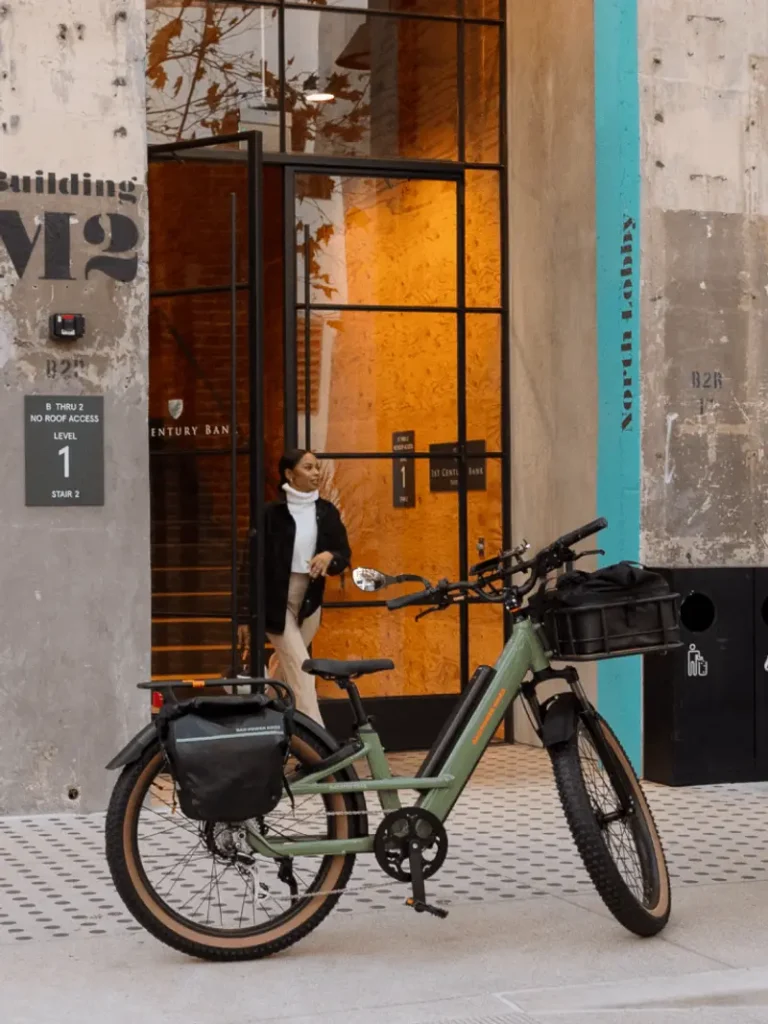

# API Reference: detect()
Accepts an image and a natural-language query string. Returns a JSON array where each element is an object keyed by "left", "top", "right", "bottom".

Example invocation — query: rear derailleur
[
  {"left": 374, "top": 808, "right": 449, "bottom": 919},
  {"left": 203, "top": 821, "right": 299, "bottom": 902}
]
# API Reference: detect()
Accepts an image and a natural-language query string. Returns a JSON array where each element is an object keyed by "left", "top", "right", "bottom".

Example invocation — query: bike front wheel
[{"left": 548, "top": 709, "right": 671, "bottom": 937}]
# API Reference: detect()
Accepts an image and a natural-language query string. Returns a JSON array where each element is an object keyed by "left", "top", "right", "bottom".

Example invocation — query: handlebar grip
[
  {"left": 557, "top": 517, "right": 608, "bottom": 549},
  {"left": 386, "top": 589, "right": 432, "bottom": 611}
]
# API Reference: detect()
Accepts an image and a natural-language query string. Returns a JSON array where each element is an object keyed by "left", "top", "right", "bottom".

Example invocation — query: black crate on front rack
[{"left": 542, "top": 594, "right": 681, "bottom": 660}]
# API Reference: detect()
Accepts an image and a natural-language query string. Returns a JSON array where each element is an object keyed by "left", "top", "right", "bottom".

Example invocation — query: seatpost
[{"left": 338, "top": 678, "right": 369, "bottom": 728}]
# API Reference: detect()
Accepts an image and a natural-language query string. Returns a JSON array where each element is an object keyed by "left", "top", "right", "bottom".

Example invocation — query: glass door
[
  {"left": 282, "top": 164, "right": 505, "bottom": 744},
  {"left": 147, "top": 132, "right": 265, "bottom": 686}
]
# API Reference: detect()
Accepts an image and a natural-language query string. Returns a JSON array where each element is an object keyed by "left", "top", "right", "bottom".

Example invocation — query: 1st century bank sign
[{"left": 0, "top": 169, "right": 140, "bottom": 283}]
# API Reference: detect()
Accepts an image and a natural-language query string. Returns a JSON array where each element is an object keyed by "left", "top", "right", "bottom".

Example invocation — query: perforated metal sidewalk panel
[{"left": 2, "top": 746, "right": 768, "bottom": 944}]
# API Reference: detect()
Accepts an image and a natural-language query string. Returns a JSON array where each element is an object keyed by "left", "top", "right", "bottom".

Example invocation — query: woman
[{"left": 264, "top": 449, "right": 351, "bottom": 724}]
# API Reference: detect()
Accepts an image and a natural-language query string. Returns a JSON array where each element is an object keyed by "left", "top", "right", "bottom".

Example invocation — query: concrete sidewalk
[
  {"left": 3, "top": 882, "right": 768, "bottom": 1024},
  {"left": 3, "top": 746, "right": 768, "bottom": 1023}
]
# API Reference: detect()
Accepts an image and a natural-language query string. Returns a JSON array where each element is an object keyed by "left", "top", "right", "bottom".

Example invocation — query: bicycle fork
[{"left": 522, "top": 666, "right": 635, "bottom": 815}]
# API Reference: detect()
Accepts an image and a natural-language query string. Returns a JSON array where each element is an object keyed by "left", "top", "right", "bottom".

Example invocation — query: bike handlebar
[
  {"left": 553, "top": 517, "right": 607, "bottom": 551},
  {"left": 386, "top": 589, "right": 433, "bottom": 611},
  {"left": 384, "top": 517, "right": 608, "bottom": 616}
]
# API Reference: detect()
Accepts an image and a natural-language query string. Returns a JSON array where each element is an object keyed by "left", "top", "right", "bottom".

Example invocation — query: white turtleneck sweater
[{"left": 284, "top": 483, "right": 319, "bottom": 574}]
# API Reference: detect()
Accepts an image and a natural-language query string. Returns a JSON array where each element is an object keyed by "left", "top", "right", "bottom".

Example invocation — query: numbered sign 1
[
  {"left": 392, "top": 431, "right": 416, "bottom": 508},
  {"left": 25, "top": 395, "right": 105, "bottom": 506}
]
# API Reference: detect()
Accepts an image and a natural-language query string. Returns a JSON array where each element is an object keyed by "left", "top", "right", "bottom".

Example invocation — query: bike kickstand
[{"left": 405, "top": 840, "right": 448, "bottom": 920}]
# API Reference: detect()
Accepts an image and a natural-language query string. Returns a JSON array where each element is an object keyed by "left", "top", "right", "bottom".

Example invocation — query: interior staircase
[{"left": 150, "top": 452, "right": 241, "bottom": 682}]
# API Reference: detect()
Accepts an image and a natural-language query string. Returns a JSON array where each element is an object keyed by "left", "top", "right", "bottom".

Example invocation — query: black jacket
[{"left": 263, "top": 497, "right": 351, "bottom": 635}]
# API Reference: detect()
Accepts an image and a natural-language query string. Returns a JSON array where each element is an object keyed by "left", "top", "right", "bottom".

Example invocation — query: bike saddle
[{"left": 302, "top": 658, "right": 394, "bottom": 680}]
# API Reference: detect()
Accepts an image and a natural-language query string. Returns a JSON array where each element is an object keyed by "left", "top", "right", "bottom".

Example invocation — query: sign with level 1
[
  {"left": 392, "top": 430, "right": 416, "bottom": 508},
  {"left": 25, "top": 396, "right": 104, "bottom": 506}
]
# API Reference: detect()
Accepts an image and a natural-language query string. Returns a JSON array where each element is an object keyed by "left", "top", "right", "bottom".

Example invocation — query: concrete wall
[
  {"left": 507, "top": 0, "right": 598, "bottom": 743},
  {"left": 640, "top": 0, "right": 768, "bottom": 567},
  {"left": 0, "top": 0, "right": 149, "bottom": 813}
]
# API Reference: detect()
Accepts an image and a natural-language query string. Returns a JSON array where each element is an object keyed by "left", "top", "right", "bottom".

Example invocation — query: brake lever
[
  {"left": 415, "top": 606, "right": 442, "bottom": 623},
  {"left": 562, "top": 547, "right": 605, "bottom": 573},
  {"left": 572, "top": 548, "right": 605, "bottom": 561}
]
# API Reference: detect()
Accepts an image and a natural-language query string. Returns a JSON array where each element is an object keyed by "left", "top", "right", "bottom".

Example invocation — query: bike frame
[{"left": 245, "top": 617, "right": 553, "bottom": 859}]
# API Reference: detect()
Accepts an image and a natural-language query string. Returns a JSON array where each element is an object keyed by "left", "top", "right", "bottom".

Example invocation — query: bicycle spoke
[
  {"left": 130, "top": 747, "right": 346, "bottom": 936},
  {"left": 576, "top": 721, "right": 648, "bottom": 905},
  {"left": 154, "top": 843, "right": 205, "bottom": 898}
]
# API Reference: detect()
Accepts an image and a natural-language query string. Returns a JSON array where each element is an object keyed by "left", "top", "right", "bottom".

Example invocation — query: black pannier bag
[
  {"left": 532, "top": 561, "right": 681, "bottom": 661},
  {"left": 156, "top": 692, "right": 293, "bottom": 822}
]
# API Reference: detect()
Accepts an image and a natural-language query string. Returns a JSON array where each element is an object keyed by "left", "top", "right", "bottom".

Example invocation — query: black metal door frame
[
  {"left": 280, "top": 158, "right": 481, "bottom": 699},
  {"left": 146, "top": 139, "right": 509, "bottom": 730},
  {"left": 148, "top": 131, "right": 266, "bottom": 679}
]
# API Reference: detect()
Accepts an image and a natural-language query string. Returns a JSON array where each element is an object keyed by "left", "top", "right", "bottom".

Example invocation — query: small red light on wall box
[{"left": 50, "top": 313, "right": 85, "bottom": 341}]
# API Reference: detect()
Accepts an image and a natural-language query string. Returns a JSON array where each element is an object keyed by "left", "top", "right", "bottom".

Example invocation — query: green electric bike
[{"left": 105, "top": 517, "right": 674, "bottom": 961}]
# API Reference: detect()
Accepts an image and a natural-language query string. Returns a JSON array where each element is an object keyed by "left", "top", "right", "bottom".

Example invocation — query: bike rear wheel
[
  {"left": 105, "top": 719, "right": 358, "bottom": 961},
  {"left": 549, "top": 709, "right": 670, "bottom": 936}
]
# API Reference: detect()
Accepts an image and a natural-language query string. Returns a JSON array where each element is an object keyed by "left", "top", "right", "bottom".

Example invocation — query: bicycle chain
[
  {"left": 155, "top": 767, "right": 428, "bottom": 903},
  {"left": 253, "top": 806, "right": 420, "bottom": 901}
]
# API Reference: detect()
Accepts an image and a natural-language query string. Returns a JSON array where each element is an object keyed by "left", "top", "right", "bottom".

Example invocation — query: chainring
[{"left": 373, "top": 807, "right": 448, "bottom": 882}]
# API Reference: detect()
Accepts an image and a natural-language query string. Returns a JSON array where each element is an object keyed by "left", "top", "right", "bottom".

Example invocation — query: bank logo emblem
[{"left": 168, "top": 399, "right": 184, "bottom": 421}]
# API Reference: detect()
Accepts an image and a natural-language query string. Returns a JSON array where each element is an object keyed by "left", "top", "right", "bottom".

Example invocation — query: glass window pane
[
  {"left": 296, "top": 175, "right": 458, "bottom": 307},
  {"left": 151, "top": 453, "right": 251, "bottom": 679},
  {"left": 149, "top": 155, "right": 250, "bottom": 293},
  {"left": 150, "top": 293, "right": 250, "bottom": 451},
  {"left": 464, "top": 0, "right": 502, "bottom": 19},
  {"left": 146, "top": 3, "right": 281, "bottom": 147},
  {"left": 263, "top": 165, "right": 286, "bottom": 488},
  {"left": 467, "top": 457, "right": 504, "bottom": 570},
  {"left": 469, "top": 601, "right": 505, "bottom": 673},
  {"left": 317, "top": 457, "right": 460, "bottom": 602},
  {"left": 464, "top": 24, "right": 500, "bottom": 163},
  {"left": 287, "top": 0, "right": 458, "bottom": 14},
  {"left": 285, "top": 11, "right": 458, "bottom": 159},
  {"left": 466, "top": 170, "right": 502, "bottom": 308},
  {"left": 467, "top": 314, "right": 502, "bottom": 451},
  {"left": 148, "top": 145, "right": 252, "bottom": 450},
  {"left": 313, "top": 606, "right": 461, "bottom": 698},
  {"left": 296, "top": 311, "right": 458, "bottom": 453}
]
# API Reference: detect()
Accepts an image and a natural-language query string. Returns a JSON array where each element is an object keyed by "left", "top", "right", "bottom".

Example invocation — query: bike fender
[
  {"left": 540, "top": 691, "right": 581, "bottom": 748},
  {"left": 105, "top": 721, "right": 157, "bottom": 770}
]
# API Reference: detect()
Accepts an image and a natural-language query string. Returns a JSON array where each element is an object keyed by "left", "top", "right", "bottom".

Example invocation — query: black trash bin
[
  {"left": 644, "top": 567, "right": 757, "bottom": 786},
  {"left": 752, "top": 568, "right": 768, "bottom": 779}
]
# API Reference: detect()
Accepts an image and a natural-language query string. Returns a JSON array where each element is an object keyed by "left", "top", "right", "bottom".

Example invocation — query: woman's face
[{"left": 287, "top": 452, "right": 321, "bottom": 492}]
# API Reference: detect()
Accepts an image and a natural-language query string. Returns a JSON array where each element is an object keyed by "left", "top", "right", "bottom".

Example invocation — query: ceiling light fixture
[{"left": 304, "top": 74, "right": 335, "bottom": 104}]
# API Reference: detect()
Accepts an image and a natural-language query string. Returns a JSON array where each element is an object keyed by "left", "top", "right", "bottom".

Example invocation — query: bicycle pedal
[{"left": 405, "top": 897, "right": 449, "bottom": 919}]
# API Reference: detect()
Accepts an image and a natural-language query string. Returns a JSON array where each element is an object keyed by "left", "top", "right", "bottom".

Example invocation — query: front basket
[{"left": 541, "top": 593, "right": 682, "bottom": 662}]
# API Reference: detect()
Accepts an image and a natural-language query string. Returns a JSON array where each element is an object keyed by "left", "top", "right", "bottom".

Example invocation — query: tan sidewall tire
[
  {"left": 549, "top": 712, "right": 671, "bottom": 936},
  {"left": 106, "top": 727, "right": 356, "bottom": 960}
]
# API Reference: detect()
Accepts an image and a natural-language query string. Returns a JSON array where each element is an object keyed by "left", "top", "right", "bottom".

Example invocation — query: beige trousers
[{"left": 267, "top": 573, "right": 323, "bottom": 725}]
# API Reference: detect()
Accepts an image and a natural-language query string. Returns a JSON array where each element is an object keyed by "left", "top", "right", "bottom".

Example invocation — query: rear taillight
[{"left": 151, "top": 690, "right": 164, "bottom": 713}]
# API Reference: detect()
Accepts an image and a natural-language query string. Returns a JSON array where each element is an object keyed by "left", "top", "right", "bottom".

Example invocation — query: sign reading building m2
[
  {"left": 0, "top": 210, "right": 139, "bottom": 283},
  {"left": 0, "top": 171, "right": 140, "bottom": 283}
]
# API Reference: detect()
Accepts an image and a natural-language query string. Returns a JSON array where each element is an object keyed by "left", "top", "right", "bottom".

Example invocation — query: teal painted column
[{"left": 594, "top": 0, "right": 642, "bottom": 770}]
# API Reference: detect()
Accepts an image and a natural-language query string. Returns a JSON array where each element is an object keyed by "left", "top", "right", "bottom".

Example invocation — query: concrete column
[
  {"left": 507, "top": 0, "right": 598, "bottom": 744},
  {"left": 640, "top": 0, "right": 768, "bottom": 568},
  {"left": 0, "top": 0, "right": 149, "bottom": 813}
]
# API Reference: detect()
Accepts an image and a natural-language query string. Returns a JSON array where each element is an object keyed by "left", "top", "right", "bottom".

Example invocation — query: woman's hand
[{"left": 309, "top": 551, "right": 334, "bottom": 579}]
